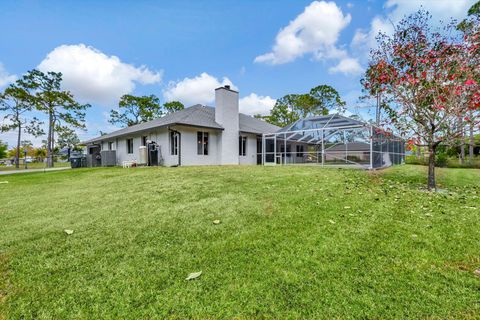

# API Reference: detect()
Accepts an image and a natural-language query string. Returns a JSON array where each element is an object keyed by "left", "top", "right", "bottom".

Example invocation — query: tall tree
[
  {"left": 109, "top": 94, "right": 161, "bottom": 127},
  {"left": 0, "top": 82, "right": 43, "bottom": 168},
  {"left": 259, "top": 85, "right": 345, "bottom": 127},
  {"left": 257, "top": 102, "right": 300, "bottom": 127},
  {"left": 163, "top": 101, "right": 184, "bottom": 114},
  {"left": 363, "top": 10, "right": 479, "bottom": 190},
  {"left": 309, "top": 85, "right": 346, "bottom": 114},
  {"left": 57, "top": 126, "right": 80, "bottom": 160},
  {"left": 19, "top": 70, "right": 90, "bottom": 168}
]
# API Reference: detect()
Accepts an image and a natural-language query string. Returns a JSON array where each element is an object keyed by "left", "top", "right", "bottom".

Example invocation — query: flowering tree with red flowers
[{"left": 363, "top": 10, "right": 480, "bottom": 190}]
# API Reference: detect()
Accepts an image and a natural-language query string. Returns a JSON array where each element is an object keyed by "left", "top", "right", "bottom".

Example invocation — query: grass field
[
  {"left": 0, "top": 162, "right": 70, "bottom": 172},
  {"left": 1, "top": 165, "right": 479, "bottom": 319}
]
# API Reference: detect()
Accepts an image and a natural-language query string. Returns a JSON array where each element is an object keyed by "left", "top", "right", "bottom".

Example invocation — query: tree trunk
[
  {"left": 458, "top": 117, "right": 465, "bottom": 165},
  {"left": 427, "top": 144, "right": 436, "bottom": 191},
  {"left": 51, "top": 123, "right": 55, "bottom": 168},
  {"left": 460, "top": 143, "right": 465, "bottom": 165},
  {"left": 15, "top": 123, "right": 21, "bottom": 169},
  {"left": 47, "top": 111, "right": 53, "bottom": 168},
  {"left": 469, "top": 116, "right": 474, "bottom": 164}
]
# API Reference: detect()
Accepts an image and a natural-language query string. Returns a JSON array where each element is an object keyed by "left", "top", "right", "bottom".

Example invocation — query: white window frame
[
  {"left": 127, "top": 138, "right": 134, "bottom": 154},
  {"left": 239, "top": 136, "right": 247, "bottom": 156},
  {"left": 170, "top": 132, "right": 178, "bottom": 155},
  {"left": 197, "top": 131, "right": 209, "bottom": 155}
]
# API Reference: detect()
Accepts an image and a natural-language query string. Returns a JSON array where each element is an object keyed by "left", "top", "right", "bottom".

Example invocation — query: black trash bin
[{"left": 70, "top": 154, "right": 86, "bottom": 168}]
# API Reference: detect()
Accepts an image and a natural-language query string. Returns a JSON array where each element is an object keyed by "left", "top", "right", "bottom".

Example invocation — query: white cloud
[
  {"left": 0, "top": 63, "right": 17, "bottom": 87},
  {"left": 254, "top": 1, "right": 352, "bottom": 65},
  {"left": 352, "top": 0, "right": 476, "bottom": 54},
  {"left": 38, "top": 44, "right": 162, "bottom": 106},
  {"left": 328, "top": 57, "right": 363, "bottom": 75},
  {"left": 385, "top": 0, "right": 474, "bottom": 21},
  {"left": 239, "top": 93, "right": 276, "bottom": 116},
  {"left": 163, "top": 72, "right": 237, "bottom": 106}
]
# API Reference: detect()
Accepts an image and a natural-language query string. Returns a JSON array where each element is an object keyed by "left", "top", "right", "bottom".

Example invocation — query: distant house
[{"left": 83, "top": 86, "right": 279, "bottom": 166}]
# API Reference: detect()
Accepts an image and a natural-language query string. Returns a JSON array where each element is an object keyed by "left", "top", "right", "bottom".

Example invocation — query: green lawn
[
  {"left": 0, "top": 162, "right": 70, "bottom": 172},
  {"left": 1, "top": 165, "right": 479, "bottom": 319}
]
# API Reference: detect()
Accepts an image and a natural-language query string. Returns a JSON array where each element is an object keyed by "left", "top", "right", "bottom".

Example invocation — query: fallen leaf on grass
[
  {"left": 213, "top": 220, "right": 221, "bottom": 225},
  {"left": 186, "top": 271, "right": 202, "bottom": 280},
  {"left": 64, "top": 229, "right": 74, "bottom": 235},
  {"left": 328, "top": 220, "right": 335, "bottom": 224}
]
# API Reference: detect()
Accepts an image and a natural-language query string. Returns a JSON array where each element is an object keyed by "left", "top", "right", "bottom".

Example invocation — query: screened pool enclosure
[{"left": 261, "top": 114, "right": 405, "bottom": 169}]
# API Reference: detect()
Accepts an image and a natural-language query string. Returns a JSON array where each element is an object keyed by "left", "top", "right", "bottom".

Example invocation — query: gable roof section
[
  {"left": 239, "top": 113, "right": 280, "bottom": 134},
  {"left": 83, "top": 105, "right": 280, "bottom": 144}
]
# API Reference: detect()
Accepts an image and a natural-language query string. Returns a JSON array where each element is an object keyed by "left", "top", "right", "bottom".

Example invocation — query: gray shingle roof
[
  {"left": 83, "top": 105, "right": 280, "bottom": 144},
  {"left": 239, "top": 113, "right": 279, "bottom": 134}
]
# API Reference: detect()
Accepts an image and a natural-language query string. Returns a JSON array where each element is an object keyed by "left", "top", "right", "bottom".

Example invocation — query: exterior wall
[
  {"left": 215, "top": 87, "right": 239, "bottom": 165},
  {"left": 116, "top": 136, "right": 141, "bottom": 164},
  {"left": 173, "top": 125, "right": 220, "bottom": 166},
  {"left": 102, "top": 131, "right": 165, "bottom": 165},
  {"left": 93, "top": 126, "right": 222, "bottom": 166},
  {"left": 101, "top": 141, "right": 117, "bottom": 151},
  {"left": 239, "top": 133, "right": 258, "bottom": 165}
]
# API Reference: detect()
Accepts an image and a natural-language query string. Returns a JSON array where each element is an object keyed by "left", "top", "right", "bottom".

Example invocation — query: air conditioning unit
[{"left": 100, "top": 150, "right": 117, "bottom": 166}]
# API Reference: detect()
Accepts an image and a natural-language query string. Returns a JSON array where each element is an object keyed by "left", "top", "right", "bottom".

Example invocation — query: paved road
[{"left": 0, "top": 167, "right": 71, "bottom": 175}]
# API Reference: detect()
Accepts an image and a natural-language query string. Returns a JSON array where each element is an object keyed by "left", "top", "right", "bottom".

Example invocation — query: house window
[
  {"left": 170, "top": 132, "right": 178, "bottom": 155},
  {"left": 197, "top": 131, "right": 208, "bottom": 155},
  {"left": 280, "top": 144, "right": 291, "bottom": 157},
  {"left": 126, "top": 138, "right": 133, "bottom": 154},
  {"left": 108, "top": 142, "right": 113, "bottom": 150},
  {"left": 239, "top": 136, "right": 247, "bottom": 156},
  {"left": 141, "top": 136, "right": 148, "bottom": 146},
  {"left": 296, "top": 145, "right": 304, "bottom": 157}
]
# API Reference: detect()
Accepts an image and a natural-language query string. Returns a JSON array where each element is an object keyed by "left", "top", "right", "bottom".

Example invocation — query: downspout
[{"left": 168, "top": 127, "right": 181, "bottom": 166}]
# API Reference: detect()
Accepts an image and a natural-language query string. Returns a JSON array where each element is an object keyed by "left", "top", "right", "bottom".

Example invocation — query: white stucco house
[{"left": 83, "top": 86, "right": 280, "bottom": 167}]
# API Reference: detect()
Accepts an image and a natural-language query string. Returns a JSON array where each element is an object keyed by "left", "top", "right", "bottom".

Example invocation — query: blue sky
[{"left": 0, "top": 0, "right": 475, "bottom": 146}]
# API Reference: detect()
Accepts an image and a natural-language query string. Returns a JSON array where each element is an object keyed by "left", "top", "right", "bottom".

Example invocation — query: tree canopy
[
  {"left": 258, "top": 85, "right": 345, "bottom": 127},
  {"left": 0, "top": 81, "right": 43, "bottom": 168},
  {"left": 163, "top": 101, "right": 184, "bottom": 114},
  {"left": 363, "top": 10, "right": 479, "bottom": 190},
  {"left": 109, "top": 94, "right": 162, "bottom": 127},
  {"left": 18, "top": 69, "right": 90, "bottom": 167}
]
